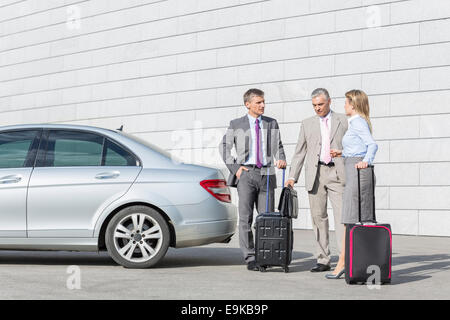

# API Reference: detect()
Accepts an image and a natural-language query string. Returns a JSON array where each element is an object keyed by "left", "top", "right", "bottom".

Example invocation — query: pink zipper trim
[{"left": 349, "top": 225, "right": 392, "bottom": 279}]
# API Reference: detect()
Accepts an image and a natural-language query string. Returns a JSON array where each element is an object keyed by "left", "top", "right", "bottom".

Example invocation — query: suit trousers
[
  {"left": 308, "top": 164, "right": 345, "bottom": 265},
  {"left": 236, "top": 167, "right": 275, "bottom": 263}
]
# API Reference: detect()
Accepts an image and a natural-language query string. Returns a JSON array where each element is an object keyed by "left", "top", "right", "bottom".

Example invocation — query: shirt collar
[
  {"left": 319, "top": 110, "right": 332, "bottom": 121},
  {"left": 247, "top": 113, "right": 262, "bottom": 123},
  {"left": 348, "top": 114, "right": 360, "bottom": 124}
]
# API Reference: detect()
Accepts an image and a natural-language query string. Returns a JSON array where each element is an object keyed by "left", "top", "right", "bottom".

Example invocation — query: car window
[
  {"left": 117, "top": 131, "right": 183, "bottom": 164},
  {"left": 104, "top": 139, "right": 137, "bottom": 166},
  {"left": 0, "top": 130, "right": 39, "bottom": 168},
  {"left": 44, "top": 130, "right": 104, "bottom": 167}
]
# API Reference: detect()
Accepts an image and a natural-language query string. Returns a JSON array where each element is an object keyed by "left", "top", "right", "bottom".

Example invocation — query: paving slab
[{"left": 0, "top": 230, "right": 448, "bottom": 299}]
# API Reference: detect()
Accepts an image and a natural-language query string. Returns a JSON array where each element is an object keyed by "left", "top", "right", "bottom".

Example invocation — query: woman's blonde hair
[{"left": 345, "top": 89, "right": 373, "bottom": 133}]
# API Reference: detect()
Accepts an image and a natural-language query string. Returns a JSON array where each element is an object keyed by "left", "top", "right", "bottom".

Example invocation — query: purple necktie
[{"left": 255, "top": 118, "right": 263, "bottom": 168}]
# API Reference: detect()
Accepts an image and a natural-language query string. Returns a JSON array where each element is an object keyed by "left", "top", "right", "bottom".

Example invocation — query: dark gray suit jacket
[{"left": 219, "top": 115, "right": 286, "bottom": 187}]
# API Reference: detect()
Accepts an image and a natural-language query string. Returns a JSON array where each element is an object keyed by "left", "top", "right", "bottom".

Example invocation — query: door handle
[
  {"left": 0, "top": 175, "right": 22, "bottom": 184},
  {"left": 95, "top": 171, "right": 120, "bottom": 179}
]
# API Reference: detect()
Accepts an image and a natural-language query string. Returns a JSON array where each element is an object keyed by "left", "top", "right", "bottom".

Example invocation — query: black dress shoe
[
  {"left": 247, "top": 261, "right": 260, "bottom": 271},
  {"left": 310, "top": 263, "right": 331, "bottom": 272},
  {"left": 325, "top": 269, "right": 345, "bottom": 279}
]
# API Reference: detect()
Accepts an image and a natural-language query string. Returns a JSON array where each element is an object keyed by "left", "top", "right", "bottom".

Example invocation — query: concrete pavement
[{"left": 0, "top": 230, "right": 449, "bottom": 299}]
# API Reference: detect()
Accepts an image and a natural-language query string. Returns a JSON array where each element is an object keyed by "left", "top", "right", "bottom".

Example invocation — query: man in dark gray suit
[{"left": 219, "top": 88, "right": 286, "bottom": 271}]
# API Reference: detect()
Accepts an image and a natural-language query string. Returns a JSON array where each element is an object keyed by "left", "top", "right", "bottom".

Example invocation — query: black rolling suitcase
[
  {"left": 345, "top": 166, "right": 392, "bottom": 285},
  {"left": 255, "top": 168, "right": 295, "bottom": 273}
]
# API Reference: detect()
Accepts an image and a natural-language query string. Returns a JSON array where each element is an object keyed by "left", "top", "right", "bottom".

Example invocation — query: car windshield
[{"left": 117, "top": 131, "right": 183, "bottom": 164}]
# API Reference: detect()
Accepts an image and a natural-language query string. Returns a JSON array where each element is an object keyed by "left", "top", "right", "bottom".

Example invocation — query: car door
[
  {"left": 0, "top": 129, "right": 41, "bottom": 237},
  {"left": 27, "top": 129, "right": 142, "bottom": 237}
]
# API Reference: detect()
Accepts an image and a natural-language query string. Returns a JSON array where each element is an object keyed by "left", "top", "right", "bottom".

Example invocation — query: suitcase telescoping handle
[
  {"left": 357, "top": 165, "right": 376, "bottom": 223},
  {"left": 265, "top": 167, "right": 285, "bottom": 213}
]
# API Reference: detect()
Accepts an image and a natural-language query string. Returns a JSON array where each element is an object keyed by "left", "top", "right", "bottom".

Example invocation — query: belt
[
  {"left": 318, "top": 161, "right": 335, "bottom": 167},
  {"left": 244, "top": 164, "right": 270, "bottom": 170}
]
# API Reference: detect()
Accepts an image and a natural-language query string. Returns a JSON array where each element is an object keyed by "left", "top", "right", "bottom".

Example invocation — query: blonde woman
[{"left": 326, "top": 89, "right": 378, "bottom": 279}]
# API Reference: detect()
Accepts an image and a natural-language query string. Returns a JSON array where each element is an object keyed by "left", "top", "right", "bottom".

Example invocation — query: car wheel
[{"left": 105, "top": 206, "right": 170, "bottom": 268}]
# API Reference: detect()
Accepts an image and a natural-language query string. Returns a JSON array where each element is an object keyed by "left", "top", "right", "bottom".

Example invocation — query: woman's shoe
[{"left": 325, "top": 269, "right": 345, "bottom": 279}]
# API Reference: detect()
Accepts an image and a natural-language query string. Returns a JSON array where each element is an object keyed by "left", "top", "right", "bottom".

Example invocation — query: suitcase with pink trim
[{"left": 345, "top": 166, "right": 392, "bottom": 285}]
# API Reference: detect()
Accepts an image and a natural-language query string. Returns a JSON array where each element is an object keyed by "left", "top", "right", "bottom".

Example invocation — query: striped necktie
[{"left": 255, "top": 118, "right": 263, "bottom": 168}]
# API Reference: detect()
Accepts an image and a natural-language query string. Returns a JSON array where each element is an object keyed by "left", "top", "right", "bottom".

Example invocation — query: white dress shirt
[{"left": 244, "top": 114, "right": 267, "bottom": 166}]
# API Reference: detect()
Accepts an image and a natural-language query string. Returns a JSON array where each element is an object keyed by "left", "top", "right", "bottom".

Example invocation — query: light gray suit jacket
[
  {"left": 289, "top": 111, "right": 348, "bottom": 192},
  {"left": 219, "top": 115, "right": 286, "bottom": 187}
]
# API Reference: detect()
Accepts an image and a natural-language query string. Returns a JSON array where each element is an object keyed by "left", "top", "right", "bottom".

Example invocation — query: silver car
[{"left": 0, "top": 124, "right": 237, "bottom": 268}]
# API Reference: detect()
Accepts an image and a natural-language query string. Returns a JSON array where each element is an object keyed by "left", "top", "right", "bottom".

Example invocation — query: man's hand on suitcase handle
[
  {"left": 285, "top": 179, "right": 295, "bottom": 189},
  {"left": 276, "top": 160, "right": 287, "bottom": 169}
]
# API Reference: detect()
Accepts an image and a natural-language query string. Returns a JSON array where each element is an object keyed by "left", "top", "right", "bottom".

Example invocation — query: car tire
[{"left": 105, "top": 205, "right": 170, "bottom": 268}]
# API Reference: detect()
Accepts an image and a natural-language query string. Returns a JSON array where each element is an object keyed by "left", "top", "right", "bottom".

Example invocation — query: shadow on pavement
[
  {"left": 157, "top": 247, "right": 313, "bottom": 270},
  {"left": 267, "top": 252, "right": 316, "bottom": 273},
  {"left": 0, "top": 247, "right": 314, "bottom": 270},
  {"left": 391, "top": 254, "right": 450, "bottom": 285},
  {"left": 157, "top": 247, "right": 243, "bottom": 268},
  {"left": 0, "top": 250, "right": 116, "bottom": 266}
]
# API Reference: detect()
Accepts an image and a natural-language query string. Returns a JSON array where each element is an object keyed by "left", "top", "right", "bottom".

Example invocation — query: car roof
[{"left": 0, "top": 123, "right": 119, "bottom": 135}]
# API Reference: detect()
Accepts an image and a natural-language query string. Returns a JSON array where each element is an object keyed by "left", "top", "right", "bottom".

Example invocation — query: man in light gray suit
[
  {"left": 220, "top": 88, "right": 286, "bottom": 271},
  {"left": 286, "top": 88, "right": 348, "bottom": 272}
]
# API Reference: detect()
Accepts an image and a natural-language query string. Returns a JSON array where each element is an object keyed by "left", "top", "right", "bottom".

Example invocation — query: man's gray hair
[
  {"left": 311, "top": 88, "right": 330, "bottom": 100},
  {"left": 243, "top": 88, "right": 264, "bottom": 104}
]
